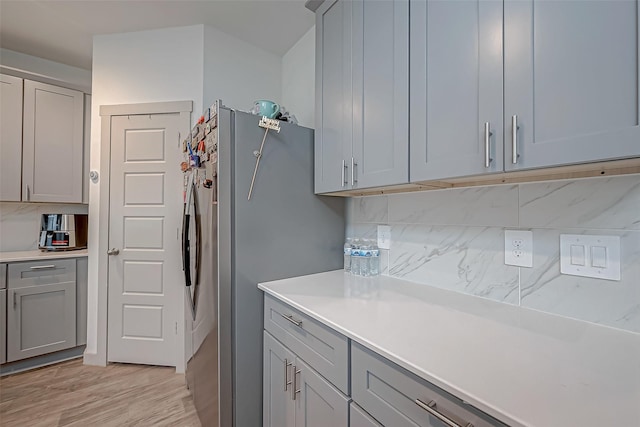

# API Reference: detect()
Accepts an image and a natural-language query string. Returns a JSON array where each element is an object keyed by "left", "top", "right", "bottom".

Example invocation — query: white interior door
[{"left": 107, "top": 113, "right": 184, "bottom": 366}]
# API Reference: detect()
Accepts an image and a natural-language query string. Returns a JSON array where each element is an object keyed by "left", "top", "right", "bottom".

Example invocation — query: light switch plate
[
  {"left": 504, "top": 230, "right": 533, "bottom": 267},
  {"left": 377, "top": 225, "right": 391, "bottom": 250},
  {"left": 560, "top": 234, "right": 621, "bottom": 280}
]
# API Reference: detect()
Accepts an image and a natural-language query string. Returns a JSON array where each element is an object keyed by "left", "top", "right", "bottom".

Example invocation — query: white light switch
[{"left": 560, "top": 234, "right": 620, "bottom": 281}]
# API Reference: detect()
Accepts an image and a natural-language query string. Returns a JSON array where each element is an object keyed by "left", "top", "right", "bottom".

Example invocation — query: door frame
[{"left": 87, "top": 101, "right": 192, "bottom": 371}]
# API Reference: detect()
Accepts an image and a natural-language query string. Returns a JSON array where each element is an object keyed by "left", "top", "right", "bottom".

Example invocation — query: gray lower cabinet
[
  {"left": 350, "top": 403, "right": 382, "bottom": 427},
  {"left": 314, "top": 0, "right": 409, "bottom": 193},
  {"left": 264, "top": 294, "right": 350, "bottom": 427},
  {"left": 6, "top": 259, "right": 77, "bottom": 362},
  {"left": 0, "top": 289, "right": 6, "bottom": 364},
  {"left": 351, "top": 342, "right": 506, "bottom": 427}
]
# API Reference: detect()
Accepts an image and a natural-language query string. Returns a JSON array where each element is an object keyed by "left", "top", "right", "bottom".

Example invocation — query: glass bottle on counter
[
  {"left": 351, "top": 239, "right": 362, "bottom": 276},
  {"left": 370, "top": 241, "right": 380, "bottom": 276},
  {"left": 360, "top": 240, "right": 372, "bottom": 276}
]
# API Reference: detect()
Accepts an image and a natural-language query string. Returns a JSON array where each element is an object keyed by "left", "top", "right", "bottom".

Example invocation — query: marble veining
[
  {"left": 519, "top": 174, "right": 640, "bottom": 230},
  {"left": 520, "top": 229, "right": 640, "bottom": 333},
  {"left": 351, "top": 196, "right": 388, "bottom": 223},
  {"left": 388, "top": 185, "right": 519, "bottom": 226},
  {"left": 389, "top": 225, "right": 519, "bottom": 304}
]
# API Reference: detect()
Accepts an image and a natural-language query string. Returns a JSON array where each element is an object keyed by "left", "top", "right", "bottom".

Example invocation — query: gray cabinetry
[
  {"left": 314, "top": 0, "right": 409, "bottom": 193},
  {"left": 504, "top": 0, "right": 640, "bottom": 170},
  {"left": 1, "top": 289, "right": 6, "bottom": 365},
  {"left": 351, "top": 342, "right": 506, "bottom": 427},
  {"left": 22, "top": 80, "right": 84, "bottom": 203},
  {"left": 264, "top": 331, "right": 296, "bottom": 427},
  {"left": 410, "top": 0, "right": 503, "bottom": 181},
  {"left": 411, "top": 0, "right": 640, "bottom": 182},
  {"left": 295, "top": 358, "right": 349, "bottom": 427},
  {"left": 350, "top": 403, "right": 382, "bottom": 427},
  {"left": 0, "top": 74, "right": 23, "bottom": 202},
  {"left": 264, "top": 295, "right": 350, "bottom": 427},
  {"left": 6, "top": 259, "right": 77, "bottom": 362}
]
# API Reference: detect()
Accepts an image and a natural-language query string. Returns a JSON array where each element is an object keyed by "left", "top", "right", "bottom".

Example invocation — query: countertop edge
[
  {"left": 0, "top": 249, "right": 89, "bottom": 263},
  {"left": 258, "top": 282, "right": 527, "bottom": 427}
]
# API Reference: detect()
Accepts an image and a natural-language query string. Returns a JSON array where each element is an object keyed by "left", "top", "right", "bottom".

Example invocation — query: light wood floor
[{"left": 0, "top": 359, "right": 201, "bottom": 426}]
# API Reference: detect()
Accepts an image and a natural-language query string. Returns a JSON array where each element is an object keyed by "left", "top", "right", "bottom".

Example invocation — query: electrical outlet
[
  {"left": 504, "top": 230, "right": 533, "bottom": 267},
  {"left": 377, "top": 225, "right": 391, "bottom": 250}
]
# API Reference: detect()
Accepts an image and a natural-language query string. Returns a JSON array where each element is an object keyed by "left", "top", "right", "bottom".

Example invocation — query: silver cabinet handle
[
  {"left": 284, "top": 358, "right": 293, "bottom": 391},
  {"left": 29, "top": 264, "right": 56, "bottom": 270},
  {"left": 26, "top": 185, "right": 30, "bottom": 201},
  {"left": 341, "top": 159, "right": 347, "bottom": 188},
  {"left": 351, "top": 157, "right": 357, "bottom": 186},
  {"left": 280, "top": 313, "right": 302, "bottom": 327},
  {"left": 484, "top": 122, "right": 493, "bottom": 168},
  {"left": 291, "top": 365, "right": 301, "bottom": 400},
  {"left": 511, "top": 115, "right": 519, "bottom": 164},
  {"left": 107, "top": 248, "right": 120, "bottom": 256},
  {"left": 415, "top": 399, "right": 474, "bottom": 427},
  {"left": 13, "top": 292, "right": 17, "bottom": 308}
]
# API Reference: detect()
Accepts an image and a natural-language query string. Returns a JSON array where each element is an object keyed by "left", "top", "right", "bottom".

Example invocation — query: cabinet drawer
[
  {"left": 351, "top": 402, "right": 382, "bottom": 427},
  {"left": 7, "top": 259, "right": 76, "bottom": 289},
  {"left": 352, "top": 342, "right": 507, "bottom": 427},
  {"left": 0, "top": 263, "right": 6, "bottom": 289},
  {"left": 264, "top": 295, "right": 349, "bottom": 394}
]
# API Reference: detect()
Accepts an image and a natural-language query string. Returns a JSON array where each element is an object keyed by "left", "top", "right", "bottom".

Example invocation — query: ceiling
[{"left": 0, "top": 0, "right": 316, "bottom": 71}]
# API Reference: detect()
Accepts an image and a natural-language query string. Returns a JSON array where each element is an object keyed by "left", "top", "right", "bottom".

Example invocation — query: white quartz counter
[
  {"left": 258, "top": 270, "right": 640, "bottom": 427},
  {"left": 0, "top": 249, "right": 88, "bottom": 263}
]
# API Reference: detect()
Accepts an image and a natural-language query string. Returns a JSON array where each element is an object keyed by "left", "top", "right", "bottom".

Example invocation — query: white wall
[
  {"left": 203, "top": 25, "right": 282, "bottom": 114},
  {"left": 0, "top": 48, "right": 91, "bottom": 92},
  {"left": 87, "top": 24, "right": 283, "bottom": 366},
  {"left": 281, "top": 26, "right": 315, "bottom": 128}
]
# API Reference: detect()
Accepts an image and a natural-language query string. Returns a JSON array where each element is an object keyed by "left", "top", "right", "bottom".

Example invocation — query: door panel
[
  {"left": 294, "top": 358, "right": 349, "bottom": 427},
  {"left": 353, "top": 0, "right": 409, "bottom": 188},
  {"left": 22, "top": 80, "right": 84, "bottom": 202},
  {"left": 504, "top": 0, "right": 640, "bottom": 170},
  {"left": 411, "top": 0, "right": 503, "bottom": 181},
  {"left": 107, "top": 113, "right": 183, "bottom": 366},
  {"left": 263, "top": 332, "right": 296, "bottom": 427},
  {"left": 0, "top": 74, "right": 23, "bottom": 202},
  {"left": 7, "top": 282, "right": 76, "bottom": 362},
  {"left": 315, "top": 0, "right": 353, "bottom": 193}
]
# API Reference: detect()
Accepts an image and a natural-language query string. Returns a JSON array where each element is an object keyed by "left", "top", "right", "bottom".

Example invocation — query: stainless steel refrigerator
[{"left": 182, "top": 102, "right": 345, "bottom": 427}]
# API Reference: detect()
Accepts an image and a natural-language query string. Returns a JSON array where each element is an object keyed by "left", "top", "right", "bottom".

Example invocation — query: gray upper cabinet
[
  {"left": 504, "top": 0, "right": 640, "bottom": 170},
  {"left": 410, "top": 0, "right": 504, "bottom": 181},
  {"left": 22, "top": 80, "right": 84, "bottom": 203},
  {"left": 315, "top": 0, "right": 409, "bottom": 193},
  {"left": 0, "top": 74, "right": 24, "bottom": 202}
]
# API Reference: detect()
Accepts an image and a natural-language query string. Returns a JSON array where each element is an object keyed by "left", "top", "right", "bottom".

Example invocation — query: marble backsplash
[
  {"left": 0, "top": 202, "right": 88, "bottom": 252},
  {"left": 346, "top": 174, "right": 640, "bottom": 333}
]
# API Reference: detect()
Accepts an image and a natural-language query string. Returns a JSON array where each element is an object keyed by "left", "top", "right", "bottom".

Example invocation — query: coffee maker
[{"left": 38, "top": 214, "right": 88, "bottom": 251}]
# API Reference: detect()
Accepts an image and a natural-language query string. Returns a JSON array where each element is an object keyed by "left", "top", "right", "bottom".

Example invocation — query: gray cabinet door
[
  {"left": 315, "top": 0, "right": 354, "bottom": 194},
  {"left": 1, "top": 289, "right": 6, "bottom": 364},
  {"left": 7, "top": 281, "right": 77, "bottom": 362},
  {"left": 350, "top": 402, "right": 382, "bottom": 427},
  {"left": 294, "top": 358, "right": 349, "bottom": 427},
  {"left": 410, "top": 0, "right": 504, "bottom": 181},
  {"left": 264, "top": 331, "right": 296, "bottom": 427},
  {"left": 352, "top": 0, "right": 409, "bottom": 189},
  {"left": 22, "top": 80, "right": 84, "bottom": 202},
  {"left": 504, "top": 0, "right": 640, "bottom": 170},
  {"left": 0, "top": 74, "right": 23, "bottom": 202}
]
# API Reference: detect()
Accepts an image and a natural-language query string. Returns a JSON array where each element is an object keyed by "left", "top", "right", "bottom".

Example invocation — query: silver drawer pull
[
  {"left": 284, "top": 358, "right": 292, "bottom": 391},
  {"left": 280, "top": 313, "right": 302, "bottom": 327},
  {"left": 415, "top": 399, "right": 474, "bottom": 427},
  {"left": 29, "top": 265, "right": 57, "bottom": 270}
]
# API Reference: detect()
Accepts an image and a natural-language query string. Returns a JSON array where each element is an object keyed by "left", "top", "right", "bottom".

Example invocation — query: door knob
[{"left": 107, "top": 248, "right": 120, "bottom": 256}]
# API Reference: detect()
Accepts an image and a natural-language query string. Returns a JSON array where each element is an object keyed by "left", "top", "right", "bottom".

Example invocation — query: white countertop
[
  {"left": 259, "top": 270, "right": 640, "bottom": 427},
  {"left": 0, "top": 249, "right": 88, "bottom": 263}
]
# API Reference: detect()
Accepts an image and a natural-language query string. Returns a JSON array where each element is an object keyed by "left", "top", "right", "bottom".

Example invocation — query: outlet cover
[
  {"left": 504, "top": 230, "right": 533, "bottom": 267},
  {"left": 377, "top": 225, "right": 391, "bottom": 250}
]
